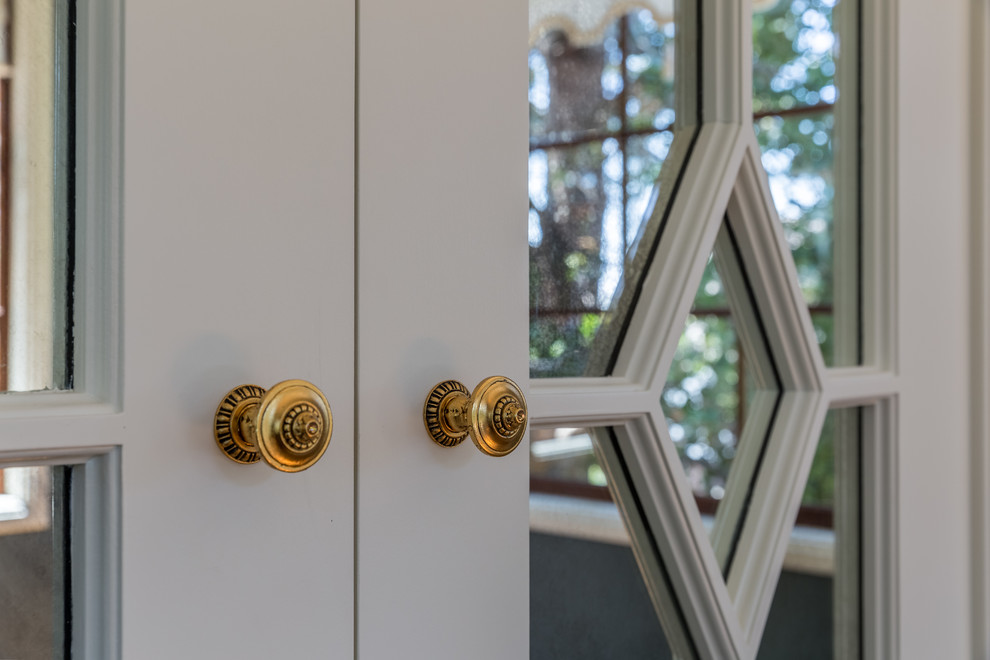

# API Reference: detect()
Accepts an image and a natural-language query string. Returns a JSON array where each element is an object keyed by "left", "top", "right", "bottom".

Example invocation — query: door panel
[
  {"left": 4, "top": 0, "right": 355, "bottom": 656},
  {"left": 356, "top": 0, "right": 529, "bottom": 657},
  {"left": 122, "top": 1, "right": 355, "bottom": 656}
]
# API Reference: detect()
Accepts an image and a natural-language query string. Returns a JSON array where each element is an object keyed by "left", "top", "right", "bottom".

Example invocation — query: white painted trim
[
  {"left": 725, "top": 139, "right": 826, "bottom": 393},
  {"left": 701, "top": 1, "right": 746, "bottom": 123},
  {"left": 824, "top": 367, "right": 898, "bottom": 406},
  {"left": 71, "top": 0, "right": 123, "bottom": 409},
  {"left": 529, "top": 376, "right": 654, "bottom": 425},
  {"left": 830, "top": 405, "right": 861, "bottom": 657},
  {"left": 972, "top": 0, "right": 990, "bottom": 654},
  {"left": 604, "top": 416, "right": 745, "bottom": 659},
  {"left": 73, "top": 447, "right": 120, "bottom": 660},
  {"left": 830, "top": 0, "right": 861, "bottom": 368},
  {"left": 854, "top": 2, "right": 900, "bottom": 657},
  {"left": 860, "top": 399, "right": 899, "bottom": 658},
  {"left": 860, "top": 0, "right": 898, "bottom": 374}
]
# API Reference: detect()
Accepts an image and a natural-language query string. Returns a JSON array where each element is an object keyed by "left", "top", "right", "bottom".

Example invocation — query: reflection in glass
[
  {"left": 753, "top": 0, "right": 859, "bottom": 366},
  {"left": 530, "top": 426, "right": 611, "bottom": 505},
  {"left": 0, "top": 465, "right": 70, "bottom": 659},
  {"left": 759, "top": 408, "right": 861, "bottom": 658},
  {"left": 531, "top": 223, "right": 785, "bottom": 577},
  {"left": 531, "top": 528, "right": 672, "bottom": 659},
  {"left": 529, "top": 1, "right": 699, "bottom": 378},
  {"left": 1, "top": 0, "right": 74, "bottom": 392}
]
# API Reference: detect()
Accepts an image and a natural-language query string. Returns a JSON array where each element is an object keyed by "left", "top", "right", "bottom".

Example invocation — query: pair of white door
[
  {"left": 0, "top": 0, "right": 979, "bottom": 657},
  {"left": 4, "top": 0, "right": 526, "bottom": 657}
]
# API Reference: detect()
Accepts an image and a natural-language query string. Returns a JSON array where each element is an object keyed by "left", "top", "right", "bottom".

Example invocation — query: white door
[
  {"left": 1, "top": 0, "right": 360, "bottom": 656},
  {"left": 0, "top": 0, "right": 980, "bottom": 659},
  {"left": 0, "top": 0, "right": 529, "bottom": 657}
]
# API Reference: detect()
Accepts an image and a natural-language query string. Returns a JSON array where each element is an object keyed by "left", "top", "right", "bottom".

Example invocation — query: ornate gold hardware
[
  {"left": 423, "top": 376, "right": 527, "bottom": 457},
  {"left": 214, "top": 380, "right": 333, "bottom": 472}
]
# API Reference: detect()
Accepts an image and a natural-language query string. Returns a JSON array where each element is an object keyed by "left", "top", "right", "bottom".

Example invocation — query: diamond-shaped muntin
[{"left": 597, "top": 126, "right": 828, "bottom": 659}]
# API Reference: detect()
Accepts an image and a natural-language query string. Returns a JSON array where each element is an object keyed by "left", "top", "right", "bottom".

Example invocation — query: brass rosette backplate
[
  {"left": 214, "top": 379, "right": 333, "bottom": 473},
  {"left": 423, "top": 376, "right": 527, "bottom": 457}
]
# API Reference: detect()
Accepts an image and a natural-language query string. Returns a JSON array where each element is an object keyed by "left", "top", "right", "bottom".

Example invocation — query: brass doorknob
[
  {"left": 214, "top": 379, "right": 333, "bottom": 472},
  {"left": 423, "top": 376, "right": 527, "bottom": 457}
]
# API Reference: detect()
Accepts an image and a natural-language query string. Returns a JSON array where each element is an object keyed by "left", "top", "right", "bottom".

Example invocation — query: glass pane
[
  {"left": 529, "top": 0, "right": 700, "bottom": 378},
  {"left": 759, "top": 407, "right": 861, "bottom": 658},
  {"left": 662, "top": 223, "right": 781, "bottom": 574},
  {"left": 1, "top": 0, "right": 75, "bottom": 392},
  {"left": 531, "top": 426, "right": 609, "bottom": 499},
  {"left": 0, "top": 465, "right": 70, "bottom": 658},
  {"left": 753, "top": 0, "right": 860, "bottom": 366}
]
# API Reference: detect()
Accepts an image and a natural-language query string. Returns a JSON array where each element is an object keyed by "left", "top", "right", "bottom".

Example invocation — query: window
[{"left": 527, "top": 1, "right": 887, "bottom": 657}]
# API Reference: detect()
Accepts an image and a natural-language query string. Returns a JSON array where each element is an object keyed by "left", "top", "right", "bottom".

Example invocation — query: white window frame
[
  {"left": 0, "top": 0, "right": 120, "bottom": 414},
  {"left": 0, "top": 0, "right": 122, "bottom": 656},
  {"left": 529, "top": 1, "right": 899, "bottom": 657},
  {"left": 971, "top": 0, "right": 990, "bottom": 655}
]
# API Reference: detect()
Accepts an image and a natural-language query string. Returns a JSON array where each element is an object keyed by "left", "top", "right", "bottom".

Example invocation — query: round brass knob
[
  {"left": 423, "top": 376, "right": 527, "bottom": 457},
  {"left": 214, "top": 379, "right": 333, "bottom": 472}
]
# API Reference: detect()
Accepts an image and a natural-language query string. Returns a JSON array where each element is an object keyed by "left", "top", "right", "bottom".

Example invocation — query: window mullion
[{"left": 699, "top": 2, "right": 749, "bottom": 125}]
